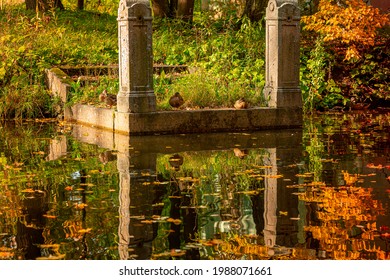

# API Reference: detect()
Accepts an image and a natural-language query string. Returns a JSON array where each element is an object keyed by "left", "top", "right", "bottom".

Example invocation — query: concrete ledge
[
  {"left": 46, "top": 66, "right": 302, "bottom": 135},
  {"left": 68, "top": 104, "right": 115, "bottom": 131},
  {"left": 116, "top": 107, "right": 302, "bottom": 135},
  {"left": 66, "top": 104, "right": 302, "bottom": 135}
]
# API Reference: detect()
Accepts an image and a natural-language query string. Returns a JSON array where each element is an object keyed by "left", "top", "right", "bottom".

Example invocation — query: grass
[
  {"left": 1, "top": 2, "right": 387, "bottom": 118},
  {"left": 0, "top": 3, "right": 268, "bottom": 118}
]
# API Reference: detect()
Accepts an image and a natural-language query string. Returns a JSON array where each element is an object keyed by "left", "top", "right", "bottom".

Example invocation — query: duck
[
  {"left": 99, "top": 150, "right": 117, "bottom": 164},
  {"left": 169, "top": 92, "right": 184, "bottom": 108},
  {"left": 349, "top": 96, "right": 369, "bottom": 111},
  {"left": 99, "top": 89, "right": 117, "bottom": 107},
  {"left": 233, "top": 148, "right": 248, "bottom": 159},
  {"left": 168, "top": 154, "right": 184, "bottom": 171},
  {"left": 234, "top": 98, "right": 248, "bottom": 110}
]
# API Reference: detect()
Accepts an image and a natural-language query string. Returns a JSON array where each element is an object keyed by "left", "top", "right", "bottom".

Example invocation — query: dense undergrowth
[{"left": 0, "top": 1, "right": 388, "bottom": 119}]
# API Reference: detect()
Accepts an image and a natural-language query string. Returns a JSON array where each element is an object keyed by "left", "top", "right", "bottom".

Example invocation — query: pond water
[{"left": 0, "top": 112, "right": 389, "bottom": 260}]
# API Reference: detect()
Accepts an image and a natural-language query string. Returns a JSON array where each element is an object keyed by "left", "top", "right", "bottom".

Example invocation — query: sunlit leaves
[{"left": 302, "top": 0, "right": 389, "bottom": 60}]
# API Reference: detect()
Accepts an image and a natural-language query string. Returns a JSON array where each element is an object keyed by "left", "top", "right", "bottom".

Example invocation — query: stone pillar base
[
  {"left": 265, "top": 87, "right": 302, "bottom": 108},
  {"left": 117, "top": 92, "right": 156, "bottom": 113}
]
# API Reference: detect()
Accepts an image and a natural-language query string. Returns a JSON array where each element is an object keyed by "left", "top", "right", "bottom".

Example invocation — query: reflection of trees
[
  {"left": 0, "top": 123, "right": 120, "bottom": 259},
  {"left": 300, "top": 172, "right": 387, "bottom": 260},
  {"left": 153, "top": 150, "right": 268, "bottom": 259}
]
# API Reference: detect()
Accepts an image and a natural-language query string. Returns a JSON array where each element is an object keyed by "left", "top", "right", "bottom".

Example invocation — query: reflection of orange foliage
[
  {"left": 63, "top": 220, "right": 85, "bottom": 241},
  {"left": 342, "top": 170, "right": 358, "bottom": 185},
  {"left": 300, "top": 175, "right": 388, "bottom": 260},
  {"left": 216, "top": 235, "right": 269, "bottom": 259},
  {"left": 0, "top": 247, "right": 14, "bottom": 260}
]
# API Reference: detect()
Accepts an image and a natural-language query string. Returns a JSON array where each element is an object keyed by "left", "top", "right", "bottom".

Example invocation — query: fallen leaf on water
[
  {"left": 141, "top": 220, "right": 154, "bottom": 224},
  {"left": 296, "top": 173, "right": 313, "bottom": 178},
  {"left": 167, "top": 218, "right": 182, "bottom": 225},
  {"left": 37, "top": 244, "right": 60, "bottom": 249},
  {"left": 279, "top": 211, "right": 288, "bottom": 216},
  {"left": 80, "top": 183, "right": 95, "bottom": 187},
  {"left": 366, "top": 163, "right": 383, "bottom": 169},
  {"left": 43, "top": 215, "right": 57, "bottom": 219},
  {"left": 78, "top": 228, "right": 92, "bottom": 234},
  {"left": 36, "top": 254, "right": 66, "bottom": 260},
  {"left": 263, "top": 174, "right": 283, "bottom": 178},
  {"left": 74, "top": 203, "right": 88, "bottom": 210},
  {"left": 170, "top": 250, "right": 186, "bottom": 257}
]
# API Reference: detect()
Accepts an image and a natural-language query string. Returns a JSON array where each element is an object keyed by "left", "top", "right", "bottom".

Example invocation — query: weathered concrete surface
[
  {"left": 68, "top": 104, "right": 115, "bottom": 132},
  {"left": 115, "top": 107, "right": 302, "bottom": 135},
  {"left": 45, "top": 68, "right": 72, "bottom": 103},
  {"left": 66, "top": 104, "right": 302, "bottom": 135}
]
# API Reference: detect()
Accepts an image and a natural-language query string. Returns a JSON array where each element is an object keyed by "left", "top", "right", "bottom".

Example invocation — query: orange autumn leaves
[{"left": 302, "top": 0, "right": 389, "bottom": 60}]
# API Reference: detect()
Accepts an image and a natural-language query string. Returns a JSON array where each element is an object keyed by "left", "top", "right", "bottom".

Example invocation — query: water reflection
[{"left": 0, "top": 113, "right": 389, "bottom": 260}]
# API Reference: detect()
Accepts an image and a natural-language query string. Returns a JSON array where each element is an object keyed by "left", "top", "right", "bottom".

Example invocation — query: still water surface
[{"left": 0, "top": 112, "right": 389, "bottom": 260}]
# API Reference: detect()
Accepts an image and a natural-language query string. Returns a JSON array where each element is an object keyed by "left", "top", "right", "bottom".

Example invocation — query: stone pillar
[
  {"left": 117, "top": 0, "right": 156, "bottom": 113},
  {"left": 263, "top": 0, "right": 302, "bottom": 108}
]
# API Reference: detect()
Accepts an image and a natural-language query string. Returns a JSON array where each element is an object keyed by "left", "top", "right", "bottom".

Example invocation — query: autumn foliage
[{"left": 302, "top": 0, "right": 389, "bottom": 60}]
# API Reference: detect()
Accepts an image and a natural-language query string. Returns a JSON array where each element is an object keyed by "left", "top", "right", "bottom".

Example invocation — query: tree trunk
[
  {"left": 177, "top": 0, "right": 195, "bottom": 22},
  {"left": 201, "top": 0, "right": 209, "bottom": 11},
  {"left": 151, "top": 0, "right": 170, "bottom": 17},
  {"left": 78, "top": 0, "right": 84, "bottom": 10},
  {"left": 25, "top": 0, "right": 64, "bottom": 11},
  {"left": 242, "top": 0, "right": 268, "bottom": 22},
  {"left": 151, "top": 0, "right": 195, "bottom": 22}
]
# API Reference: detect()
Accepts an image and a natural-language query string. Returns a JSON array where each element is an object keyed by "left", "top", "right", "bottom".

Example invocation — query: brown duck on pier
[
  {"left": 169, "top": 92, "right": 184, "bottom": 108},
  {"left": 99, "top": 89, "right": 117, "bottom": 107},
  {"left": 234, "top": 98, "right": 248, "bottom": 110}
]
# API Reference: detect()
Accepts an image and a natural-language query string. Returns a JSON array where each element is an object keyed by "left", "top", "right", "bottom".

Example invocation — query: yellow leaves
[
  {"left": 342, "top": 170, "right": 358, "bottom": 185},
  {"left": 279, "top": 211, "right": 288, "bottom": 216},
  {"left": 0, "top": 247, "right": 14, "bottom": 259},
  {"left": 302, "top": 0, "right": 390, "bottom": 60},
  {"left": 78, "top": 228, "right": 92, "bottom": 234},
  {"left": 141, "top": 220, "right": 154, "bottom": 224},
  {"left": 152, "top": 249, "right": 186, "bottom": 258},
  {"left": 366, "top": 163, "right": 384, "bottom": 169},
  {"left": 74, "top": 203, "right": 88, "bottom": 210},
  {"left": 166, "top": 218, "right": 182, "bottom": 225},
  {"left": 43, "top": 214, "right": 57, "bottom": 219}
]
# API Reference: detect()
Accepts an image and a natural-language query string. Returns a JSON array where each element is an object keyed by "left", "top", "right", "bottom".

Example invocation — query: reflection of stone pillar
[
  {"left": 263, "top": 148, "right": 277, "bottom": 247},
  {"left": 117, "top": 0, "right": 156, "bottom": 113},
  {"left": 117, "top": 148, "right": 157, "bottom": 259},
  {"left": 263, "top": 0, "right": 301, "bottom": 108},
  {"left": 118, "top": 153, "right": 131, "bottom": 260},
  {"left": 46, "top": 136, "right": 67, "bottom": 161}
]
